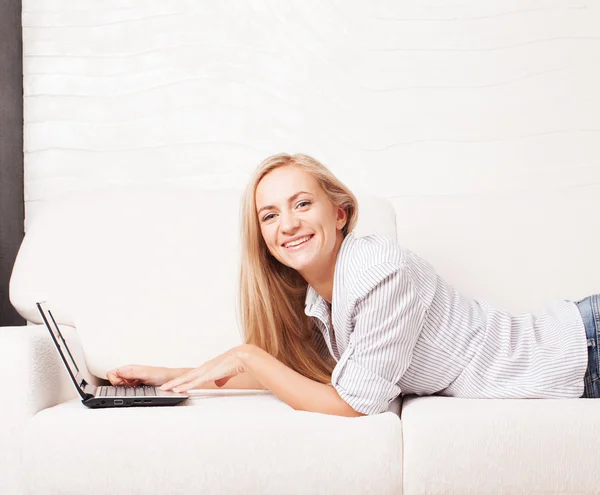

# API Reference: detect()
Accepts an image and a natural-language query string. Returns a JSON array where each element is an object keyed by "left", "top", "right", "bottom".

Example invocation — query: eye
[
  {"left": 296, "top": 200, "right": 311, "bottom": 209},
  {"left": 262, "top": 212, "right": 276, "bottom": 222}
]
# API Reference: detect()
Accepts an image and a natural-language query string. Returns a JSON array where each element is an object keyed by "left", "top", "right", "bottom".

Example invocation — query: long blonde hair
[{"left": 239, "top": 153, "right": 359, "bottom": 384}]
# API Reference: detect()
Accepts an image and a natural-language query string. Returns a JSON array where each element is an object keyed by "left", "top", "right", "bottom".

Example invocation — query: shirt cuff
[{"left": 332, "top": 355, "right": 402, "bottom": 416}]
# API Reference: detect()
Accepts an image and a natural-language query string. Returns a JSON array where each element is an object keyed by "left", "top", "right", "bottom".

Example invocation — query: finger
[
  {"left": 171, "top": 371, "right": 214, "bottom": 392},
  {"left": 161, "top": 350, "right": 234, "bottom": 390},
  {"left": 163, "top": 348, "right": 239, "bottom": 390},
  {"left": 108, "top": 366, "right": 142, "bottom": 387},
  {"left": 160, "top": 369, "right": 201, "bottom": 391},
  {"left": 116, "top": 365, "right": 139, "bottom": 380},
  {"left": 107, "top": 370, "right": 118, "bottom": 385},
  {"left": 173, "top": 374, "right": 218, "bottom": 392},
  {"left": 172, "top": 378, "right": 204, "bottom": 393},
  {"left": 161, "top": 358, "right": 218, "bottom": 390},
  {"left": 160, "top": 372, "right": 193, "bottom": 390},
  {"left": 109, "top": 373, "right": 130, "bottom": 386},
  {"left": 110, "top": 369, "right": 130, "bottom": 386}
]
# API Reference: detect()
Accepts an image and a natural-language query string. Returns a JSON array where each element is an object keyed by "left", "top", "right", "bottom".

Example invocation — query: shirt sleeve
[{"left": 331, "top": 263, "right": 426, "bottom": 415}]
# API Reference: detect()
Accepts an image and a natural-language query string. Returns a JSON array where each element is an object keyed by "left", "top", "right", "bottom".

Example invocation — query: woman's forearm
[{"left": 240, "top": 345, "right": 364, "bottom": 417}]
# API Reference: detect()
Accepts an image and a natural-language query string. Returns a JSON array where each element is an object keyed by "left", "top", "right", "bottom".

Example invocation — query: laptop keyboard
[{"left": 96, "top": 385, "right": 158, "bottom": 397}]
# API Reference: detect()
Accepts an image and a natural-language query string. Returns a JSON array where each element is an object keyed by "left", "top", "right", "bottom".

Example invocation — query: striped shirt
[{"left": 304, "top": 232, "right": 589, "bottom": 415}]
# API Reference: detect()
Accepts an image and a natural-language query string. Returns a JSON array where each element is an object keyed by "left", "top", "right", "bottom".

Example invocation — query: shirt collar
[{"left": 305, "top": 284, "right": 322, "bottom": 308}]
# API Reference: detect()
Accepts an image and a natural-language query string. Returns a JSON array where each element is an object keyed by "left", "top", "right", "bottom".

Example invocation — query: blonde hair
[{"left": 239, "top": 153, "right": 359, "bottom": 384}]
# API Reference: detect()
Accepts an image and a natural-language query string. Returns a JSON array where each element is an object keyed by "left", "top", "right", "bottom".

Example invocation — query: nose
[{"left": 279, "top": 209, "right": 301, "bottom": 235}]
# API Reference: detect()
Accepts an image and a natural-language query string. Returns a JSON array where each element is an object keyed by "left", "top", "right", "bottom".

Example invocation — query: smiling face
[{"left": 255, "top": 165, "right": 347, "bottom": 280}]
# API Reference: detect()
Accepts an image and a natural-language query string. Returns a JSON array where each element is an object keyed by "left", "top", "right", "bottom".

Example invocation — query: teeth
[{"left": 285, "top": 235, "right": 311, "bottom": 248}]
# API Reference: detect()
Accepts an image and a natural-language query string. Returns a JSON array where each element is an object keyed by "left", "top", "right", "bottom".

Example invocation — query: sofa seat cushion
[
  {"left": 23, "top": 391, "right": 403, "bottom": 495},
  {"left": 401, "top": 396, "right": 600, "bottom": 495}
]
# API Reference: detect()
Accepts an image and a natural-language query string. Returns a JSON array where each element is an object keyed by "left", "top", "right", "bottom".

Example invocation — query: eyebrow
[{"left": 257, "top": 191, "right": 313, "bottom": 215}]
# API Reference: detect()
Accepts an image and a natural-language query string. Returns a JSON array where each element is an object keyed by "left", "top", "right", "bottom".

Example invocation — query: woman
[{"left": 107, "top": 153, "right": 600, "bottom": 416}]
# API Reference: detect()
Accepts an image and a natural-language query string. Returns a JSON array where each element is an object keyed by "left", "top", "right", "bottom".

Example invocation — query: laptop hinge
[{"left": 82, "top": 381, "right": 96, "bottom": 399}]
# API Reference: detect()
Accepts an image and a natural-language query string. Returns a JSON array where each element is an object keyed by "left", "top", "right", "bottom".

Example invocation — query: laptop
[{"left": 36, "top": 301, "right": 189, "bottom": 408}]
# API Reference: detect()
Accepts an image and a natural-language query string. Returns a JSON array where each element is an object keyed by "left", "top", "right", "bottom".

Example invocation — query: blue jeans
[{"left": 575, "top": 295, "right": 600, "bottom": 398}]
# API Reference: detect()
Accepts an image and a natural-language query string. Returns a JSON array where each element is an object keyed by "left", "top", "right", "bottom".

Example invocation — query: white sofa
[{"left": 2, "top": 188, "right": 600, "bottom": 495}]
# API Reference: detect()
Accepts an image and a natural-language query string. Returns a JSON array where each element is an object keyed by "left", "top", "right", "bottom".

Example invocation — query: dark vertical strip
[{"left": 0, "top": 0, "right": 25, "bottom": 326}]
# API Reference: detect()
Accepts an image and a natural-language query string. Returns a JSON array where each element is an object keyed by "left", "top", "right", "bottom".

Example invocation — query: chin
[{"left": 286, "top": 255, "right": 320, "bottom": 274}]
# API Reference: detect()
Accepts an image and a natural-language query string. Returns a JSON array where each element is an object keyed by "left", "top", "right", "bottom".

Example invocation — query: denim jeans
[{"left": 575, "top": 294, "right": 600, "bottom": 398}]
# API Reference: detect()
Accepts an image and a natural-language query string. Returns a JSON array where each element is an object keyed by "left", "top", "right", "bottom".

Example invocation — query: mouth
[{"left": 282, "top": 234, "right": 314, "bottom": 250}]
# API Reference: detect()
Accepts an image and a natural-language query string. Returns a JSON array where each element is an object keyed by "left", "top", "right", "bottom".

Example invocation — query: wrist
[
  {"left": 236, "top": 344, "right": 267, "bottom": 384},
  {"left": 237, "top": 344, "right": 261, "bottom": 366}
]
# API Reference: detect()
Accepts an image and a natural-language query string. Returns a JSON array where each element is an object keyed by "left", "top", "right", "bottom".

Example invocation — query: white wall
[{"left": 21, "top": 0, "right": 600, "bottom": 311}]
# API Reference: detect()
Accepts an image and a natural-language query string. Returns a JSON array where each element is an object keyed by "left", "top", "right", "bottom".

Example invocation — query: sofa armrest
[
  {"left": 0, "top": 325, "right": 99, "bottom": 495},
  {"left": 0, "top": 325, "right": 92, "bottom": 415}
]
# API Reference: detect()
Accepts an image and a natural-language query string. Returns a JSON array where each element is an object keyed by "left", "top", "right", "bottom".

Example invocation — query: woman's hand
[
  {"left": 159, "top": 344, "right": 256, "bottom": 392},
  {"left": 106, "top": 365, "right": 173, "bottom": 387}
]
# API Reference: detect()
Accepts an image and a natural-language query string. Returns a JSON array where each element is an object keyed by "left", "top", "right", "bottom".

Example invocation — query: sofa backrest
[
  {"left": 9, "top": 188, "right": 396, "bottom": 376},
  {"left": 390, "top": 188, "right": 600, "bottom": 315}
]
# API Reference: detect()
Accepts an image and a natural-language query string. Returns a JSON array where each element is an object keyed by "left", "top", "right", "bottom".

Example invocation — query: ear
[{"left": 336, "top": 206, "right": 348, "bottom": 231}]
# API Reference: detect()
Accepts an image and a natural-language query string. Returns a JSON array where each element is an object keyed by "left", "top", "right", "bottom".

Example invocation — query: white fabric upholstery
[
  {"left": 390, "top": 191, "right": 600, "bottom": 315},
  {"left": 401, "top": 396, "right": 600, "bottom": 495},
  {"left": 0, "top": 325, "right": 98, "bottom": 495},
  {"left": 23, "top": 395, "right": 403, "bottom": 495},
  {"left": 2, "top": 322, "right": 402, "bottom": 495},
  {"left": 12, "top": 188, "right": 247, "bottom": 377}
]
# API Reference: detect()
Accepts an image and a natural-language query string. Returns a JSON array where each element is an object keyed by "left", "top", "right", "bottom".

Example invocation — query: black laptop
[{"left": 36, "top": 301, "right": 189, "bottom": 408}]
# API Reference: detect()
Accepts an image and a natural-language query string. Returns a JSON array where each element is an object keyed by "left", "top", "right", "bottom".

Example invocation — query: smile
[{"left": 283, "top": 234, "right": 314, "bottom": 249}]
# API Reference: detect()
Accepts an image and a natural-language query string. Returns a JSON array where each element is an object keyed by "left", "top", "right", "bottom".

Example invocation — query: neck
[{"left": 302, "top": 233, "right": 344, "bottom": 304}]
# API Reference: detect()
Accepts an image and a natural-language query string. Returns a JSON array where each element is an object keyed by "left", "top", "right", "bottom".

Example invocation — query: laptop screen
[{"left": 36, "top": 302, "right": 88, "bottom": 399}]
